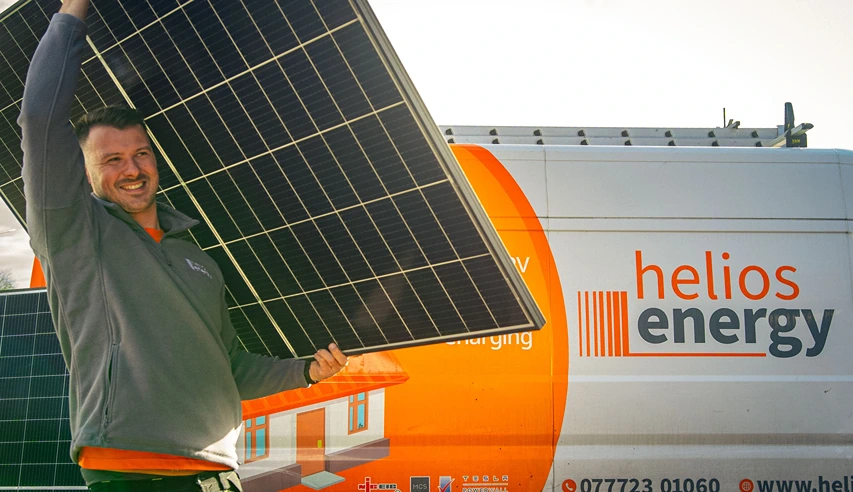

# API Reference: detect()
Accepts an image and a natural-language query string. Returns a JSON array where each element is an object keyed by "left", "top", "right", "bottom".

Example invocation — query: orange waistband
[{"left": 78, "top": 446, "right": 231, "bottom": 475}]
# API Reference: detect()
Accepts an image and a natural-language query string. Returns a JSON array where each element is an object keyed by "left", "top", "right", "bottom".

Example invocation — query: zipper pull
[{"left": 157, "top": 241, "right": 173, "bottom": 267}]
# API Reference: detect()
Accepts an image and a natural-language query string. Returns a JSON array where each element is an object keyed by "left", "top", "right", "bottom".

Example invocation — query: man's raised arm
[{"left": 18, "top": 0, "right": 90, "bottom": 253}]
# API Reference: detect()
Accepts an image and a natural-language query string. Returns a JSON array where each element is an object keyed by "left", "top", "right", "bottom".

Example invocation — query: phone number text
[{"left": 566, "top": 478, "right": 722, "bottom": 492}]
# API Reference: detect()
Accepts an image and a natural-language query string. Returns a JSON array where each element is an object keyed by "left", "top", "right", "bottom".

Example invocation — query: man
[{"left": 19, "top": 1, "right": 348, "bottom": 490}]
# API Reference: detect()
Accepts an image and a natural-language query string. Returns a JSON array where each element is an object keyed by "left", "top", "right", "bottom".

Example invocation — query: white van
[{"left": 484, "top": 143, "right": 853, "bottom": 491}]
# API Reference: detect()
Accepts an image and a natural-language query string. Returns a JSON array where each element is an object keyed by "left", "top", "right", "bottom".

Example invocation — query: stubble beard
[{"left": 116, "top": 190, "right": 157, "bottom": 215}]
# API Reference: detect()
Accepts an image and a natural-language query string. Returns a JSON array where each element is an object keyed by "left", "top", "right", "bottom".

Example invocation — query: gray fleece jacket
[{"left": 19, "top": 13, "right": 307, "bottom": 483}]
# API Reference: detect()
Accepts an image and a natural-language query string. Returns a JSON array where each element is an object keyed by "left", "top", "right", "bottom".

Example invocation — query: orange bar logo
[{"left": 577, "top": 290, "right": 634, "bottom": 357}]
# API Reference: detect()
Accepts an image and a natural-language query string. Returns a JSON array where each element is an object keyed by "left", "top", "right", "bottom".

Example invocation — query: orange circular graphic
[
  {"left": 563, "top": 479, "right": 578, "bottom": 492},
  {"left": 740, "top": 479, "right": 755, "bottom": 492}
]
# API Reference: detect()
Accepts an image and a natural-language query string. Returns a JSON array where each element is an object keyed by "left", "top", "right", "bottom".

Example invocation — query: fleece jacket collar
[{"left": 91, "top": 193, "right": 200, "bottom": 237}]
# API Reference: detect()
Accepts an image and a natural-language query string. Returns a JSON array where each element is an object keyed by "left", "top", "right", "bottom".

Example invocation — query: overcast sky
[{"left": 2, "top": 0, "right": 852, "bottom": 287}]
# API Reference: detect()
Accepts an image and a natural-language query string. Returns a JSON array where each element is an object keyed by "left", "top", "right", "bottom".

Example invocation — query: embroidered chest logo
[{"left": 185, "top": 259, "right": 213, "bottom": 279}]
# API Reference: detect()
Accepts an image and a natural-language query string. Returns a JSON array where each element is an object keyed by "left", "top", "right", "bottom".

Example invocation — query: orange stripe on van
[
  {"left": 592, "top": 291, "right": 598, "bottom": 357},
  {"left": 598, "top": 292, "right": 604, "bottom": 356},
  {"left": 604, "top": 292, "right": 610, "bottom": 356},
  {"left": 612, "top": 291, "right": 621, "bottom": 356},
  {"left": 621, "top": 291, "right": 631, "bottom": 355},
  {"left": 584, "top": 291, "right": 591, "bottom": 357},
  {"left": 577, "top": 291, "right": 583, "bottom": 357},
  {"left": 592, "top": 292, "right": 598, "bottom": 357},
  {"left": 612, "top": 291, "right": 620, "bottom": 356},
  {"left": 605, "top": 292, "right": 613, "bottom": 356},
  {"left": 598, "top": 292, "right": 605, "bottom": 357}
]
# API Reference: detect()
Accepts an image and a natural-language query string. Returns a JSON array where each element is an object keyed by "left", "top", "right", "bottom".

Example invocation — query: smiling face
[{"left": 82, "top": 124, "right": 160, "bottom": 228}]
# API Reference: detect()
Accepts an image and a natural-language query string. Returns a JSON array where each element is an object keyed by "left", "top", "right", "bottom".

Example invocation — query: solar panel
[
  {"left": 0, "top": 289, "right": 86, "bottom": 490},
  {"left": 0, "top": 0, "right": 544, "bottom": 358}
]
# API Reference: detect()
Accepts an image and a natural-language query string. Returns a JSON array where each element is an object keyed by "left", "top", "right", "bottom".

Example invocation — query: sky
[{"left": 1, "top": 0, "right": 852, "bottom": 287}]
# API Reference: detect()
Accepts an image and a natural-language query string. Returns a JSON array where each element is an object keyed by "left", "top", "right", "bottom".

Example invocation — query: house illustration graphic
[{"left": 237, "top": 352, "right": 409, "bottom": 491}]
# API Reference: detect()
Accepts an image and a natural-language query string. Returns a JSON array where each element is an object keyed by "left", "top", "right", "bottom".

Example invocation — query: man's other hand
[{"left": 308, "top": 343, "right": 348, "bottom": 383}]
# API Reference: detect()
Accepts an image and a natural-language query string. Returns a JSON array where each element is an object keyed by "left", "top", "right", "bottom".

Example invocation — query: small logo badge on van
[{"left": 411, "top": 477, "right": 430, "bottom": 492}]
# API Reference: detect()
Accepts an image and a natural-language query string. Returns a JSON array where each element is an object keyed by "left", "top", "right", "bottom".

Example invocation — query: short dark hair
[{"left": 74, "top": 105, "right": 148, "bottom": 146}]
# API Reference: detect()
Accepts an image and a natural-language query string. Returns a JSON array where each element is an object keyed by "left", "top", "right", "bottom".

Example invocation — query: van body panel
[{"left": 542, "top": 147, "right": 847, "bottom": 220}]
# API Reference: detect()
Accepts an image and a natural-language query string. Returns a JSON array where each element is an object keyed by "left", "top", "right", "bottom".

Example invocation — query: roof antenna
[{"left": 723, "top": 107, "right": 726, "bottom": 128}]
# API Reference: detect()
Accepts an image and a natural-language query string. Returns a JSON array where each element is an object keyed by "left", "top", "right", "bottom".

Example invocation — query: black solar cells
[
  {"left": 0, "top": 0, "right": 544, "bottom": 359},
  {"left": 0, "top": 290, "right": 85, "bottom": 490}
]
